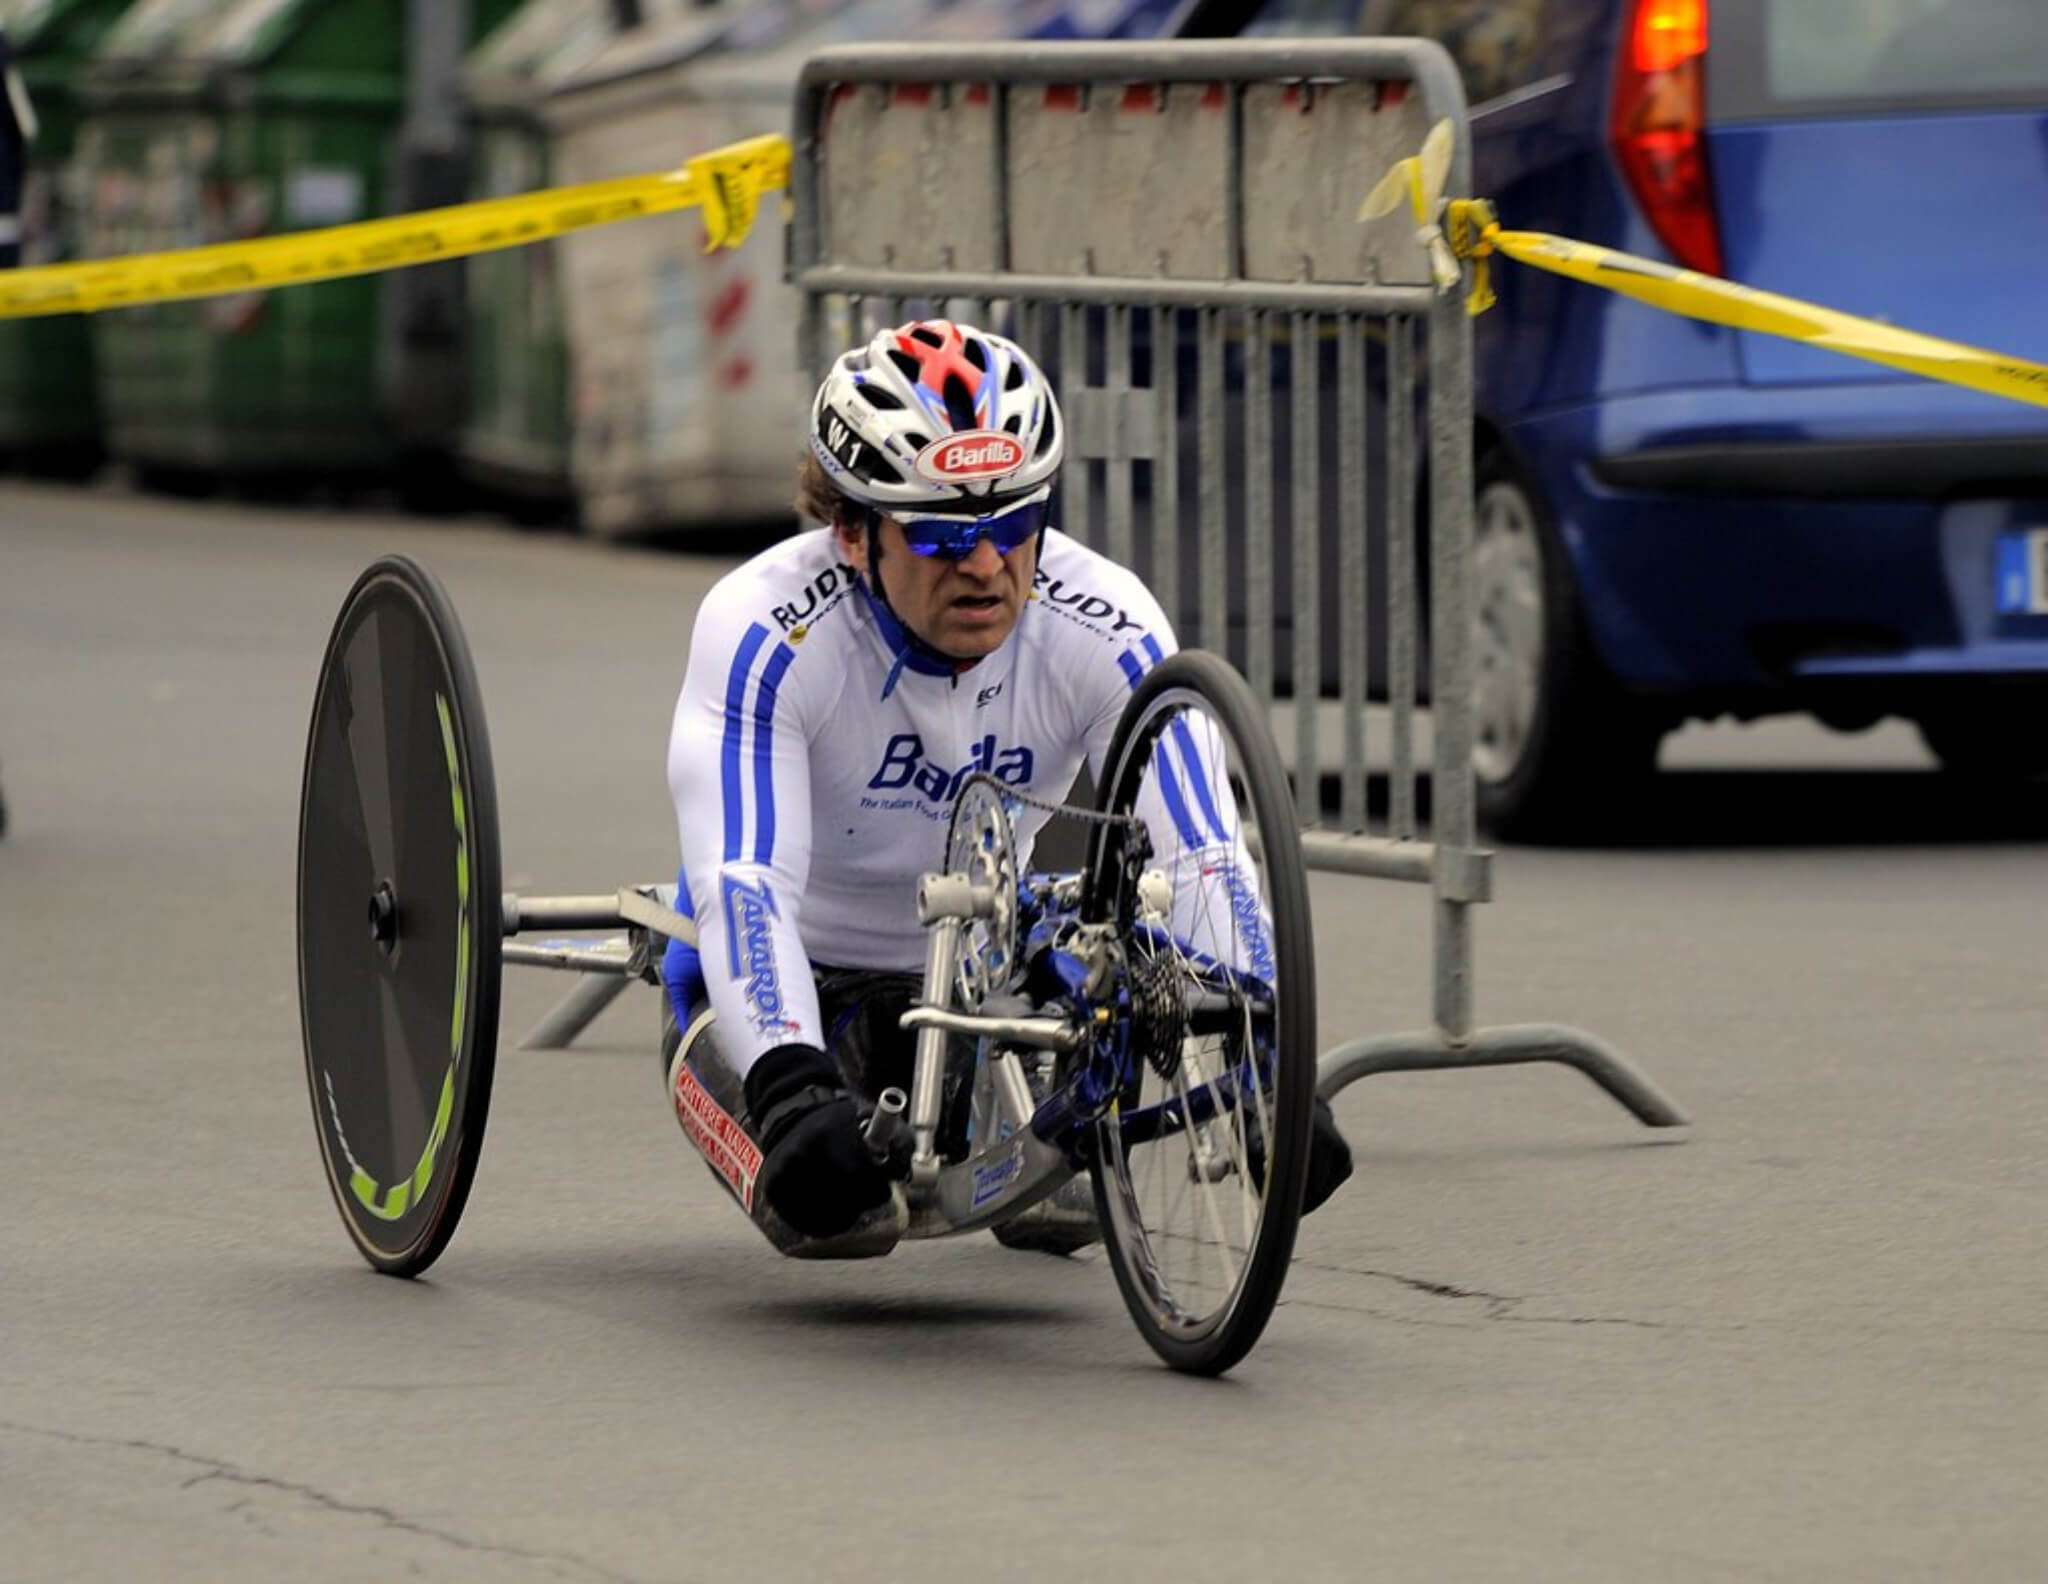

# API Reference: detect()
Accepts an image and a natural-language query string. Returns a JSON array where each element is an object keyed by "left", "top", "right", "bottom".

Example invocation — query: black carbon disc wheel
[
  {"left": 1083, "top": 650, "right": 1317, "bottom": 1375},
  {"left": 297, "top": 556, "right": 502, "bottom": 1276}
]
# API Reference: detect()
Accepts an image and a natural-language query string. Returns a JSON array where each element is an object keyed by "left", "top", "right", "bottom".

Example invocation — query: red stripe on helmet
[{"left": 892, "top": 320, "right": 989, "bottom": 418}]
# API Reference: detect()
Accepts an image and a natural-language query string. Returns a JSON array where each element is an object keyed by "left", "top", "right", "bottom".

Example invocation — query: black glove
[
  {"left": 1241, "top": 1094, "right": 1354, "bottom": 1215},
  {"left": 1301, "top": 1095, "right": 1354, "bottom": 1215},
  {"left": 744, "top": 1044, "right": 892, "bottom": 1240}
]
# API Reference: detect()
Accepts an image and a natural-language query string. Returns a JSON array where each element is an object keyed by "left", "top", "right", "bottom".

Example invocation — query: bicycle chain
[{"left": 964, "top": 772, "right": 1144, "bottom": 834}]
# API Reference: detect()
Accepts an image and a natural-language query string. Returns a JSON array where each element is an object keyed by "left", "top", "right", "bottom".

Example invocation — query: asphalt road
[{"left": 3, "top": 480, "right": 2044, "bottom": 1582}]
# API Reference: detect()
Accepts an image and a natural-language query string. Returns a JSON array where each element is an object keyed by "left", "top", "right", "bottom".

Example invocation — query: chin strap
[{"left": 859, "top": 509, "right": 978, "bottom": 699}]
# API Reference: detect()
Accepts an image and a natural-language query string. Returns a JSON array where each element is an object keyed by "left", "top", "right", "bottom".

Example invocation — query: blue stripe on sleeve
[
  {"left": 721, "top": 623, "right": 771, "bottom": 863},
  {"left": 750, "top": 641, "right": 797, "bottom": 863},
  {"left": 1130, "top": 635, "right": 1228, "bottom": 844},
  {"left": 1172, "top": 717, "right": 1231, "bottom": 843},
  {"left": 1153, "top": 742, "right": 1203, "bottom": 845},
  {"left": 1120, "top": 638, "right": 1201, "bottom": 843}
]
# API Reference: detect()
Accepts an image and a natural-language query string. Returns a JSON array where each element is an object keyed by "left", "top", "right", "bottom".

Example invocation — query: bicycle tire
[
  {"left": 296, "top": 556, "right": 503, "bottom": 1276},
  {"left": 1084, "top": 650, "right": 1316, "bottom": 1375}
]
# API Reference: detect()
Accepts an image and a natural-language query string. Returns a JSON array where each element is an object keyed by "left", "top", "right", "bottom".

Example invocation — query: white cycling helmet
[{"left": 809, "top": 319, "right": 1063, "bottom": 515}]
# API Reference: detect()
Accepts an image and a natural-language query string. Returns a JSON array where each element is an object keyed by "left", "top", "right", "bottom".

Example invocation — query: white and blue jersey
[{"left": 663, "top": 526, "right": 1247, "bottom": 1077}]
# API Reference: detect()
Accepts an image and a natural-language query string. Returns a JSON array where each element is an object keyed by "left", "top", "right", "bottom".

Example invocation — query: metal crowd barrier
[{"left": 784, "top": 39, "right": 1685, "bottom": 1128}]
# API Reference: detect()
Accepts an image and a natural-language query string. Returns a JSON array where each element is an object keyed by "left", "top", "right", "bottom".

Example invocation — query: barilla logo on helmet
[{"left": 914, "top": 430, "right": 1025, "bottom": 484}]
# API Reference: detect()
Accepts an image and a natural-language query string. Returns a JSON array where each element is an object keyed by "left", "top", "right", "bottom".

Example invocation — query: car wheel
[
  {"left": 1471, "top": 447, "right": 1665, "bottom": 841},
  {"left": 1916, "top": 704, "right": 2048, "bottom": 779}
]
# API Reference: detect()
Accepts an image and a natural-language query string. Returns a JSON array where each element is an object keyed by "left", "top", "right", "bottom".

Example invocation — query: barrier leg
[
  {"left": 520, "top": 976, "right": 633, "bottom": 1050},
  {"left": 1318, "top": 1022, "right": 1689, "bottom": 1128}
]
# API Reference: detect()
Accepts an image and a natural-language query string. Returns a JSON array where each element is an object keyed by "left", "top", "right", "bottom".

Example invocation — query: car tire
[
  {"left": 1916, "top": 704, "right": 2048, "bottom": 780},
  {"left": 1471, "top": 446, "right": 1665, "bottom": 842}
]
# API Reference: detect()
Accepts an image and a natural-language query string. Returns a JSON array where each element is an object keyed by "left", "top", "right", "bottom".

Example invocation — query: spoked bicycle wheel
[
  {"left": 297, "top": 556, "right": 503, "bottom": 1276},
  {"left": 1084, "top": 650, "right": 1316, "bottom": 1374}
]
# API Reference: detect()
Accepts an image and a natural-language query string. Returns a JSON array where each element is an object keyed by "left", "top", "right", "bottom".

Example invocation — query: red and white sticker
[
  {"left": 914, "top": 430, "right": 1024, "bottom": 484},
  {"left": 672, "top": 1061, "right": 763, "bottom": 1211}
]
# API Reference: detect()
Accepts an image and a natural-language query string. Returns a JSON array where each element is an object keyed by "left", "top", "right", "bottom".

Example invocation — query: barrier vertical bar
[
  {"left": 1429, "top": 288, "right": 1476, "bottom": 1040},
  {"left": 1291, "top": 308, "right": 1320, "bottom": 820},
  {"left": 1387, "top": 313, "right": 1418, "bottom": 841},
  {"left": 1106, "top": 303, "right": 1134, "bottom": 566},
  {"left": 1154, "top": 304, "right": 1180, "bottom": 624},
  {"left": 1060, "top": 298, "right": 1089, "bottom": 548},
  {"left": 1245, "top": 309, "right": 1274, "bottom": 709},
  {"left": 1338, "top": 312, "right": 1368, "bottom": 833},
  {"left": 1197, "top": 306, "right": 1226, "bottom": 654}
]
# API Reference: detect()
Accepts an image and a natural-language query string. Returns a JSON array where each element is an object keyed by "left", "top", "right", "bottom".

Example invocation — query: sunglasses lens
[{"left": 900, "top": 498, "right": 1049, "bottom": 558}]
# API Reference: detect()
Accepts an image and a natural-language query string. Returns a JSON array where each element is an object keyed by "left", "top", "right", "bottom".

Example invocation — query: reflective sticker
[
  {"left": 673, "top": 1061, "right": 763, "bottom": 1211},
  {"left": 971, "top": 1145, "right": 1024, "bottom": 1209}
]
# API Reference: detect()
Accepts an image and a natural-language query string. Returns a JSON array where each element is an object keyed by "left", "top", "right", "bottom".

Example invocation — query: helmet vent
[
  {"left": 963, "top": 338, "right": 989, "bottom": 370},
  {"left": 909, "top": 325, "right": 946, "bottom": 348},
  {"left": 1002, "top": 414, "right": 1021, "bottom": 434},
  {"left": 856, "top": 384, "right": 905, "bottom": 411},
  {"left": 885, "top": 348, "right": 921, "bottom": 381},
  {"left": 904, "top": 432, "right": 932, "bottom": 451},
  {"left": 1034, "top": 405, "right": 1058, "bottom": 459},
  {"left": 941, "top": 375, "right": 978, "bottom": 432}
]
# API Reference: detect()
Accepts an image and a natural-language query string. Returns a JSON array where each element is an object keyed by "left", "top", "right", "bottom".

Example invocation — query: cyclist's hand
[{"left": 745, "top": 1045, "right": 891, "bottom": 1239}]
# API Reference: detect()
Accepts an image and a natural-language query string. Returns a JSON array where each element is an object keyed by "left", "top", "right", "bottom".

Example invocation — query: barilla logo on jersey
[
  {"left": 914, "top": 430, "right": 1024, "bottom": 484},
  {"left": 867, "top": 732, "right": 1034, "bottom": 800},
  {"left": 719, "top": 874, "right": 797, "bottom": 1037}
]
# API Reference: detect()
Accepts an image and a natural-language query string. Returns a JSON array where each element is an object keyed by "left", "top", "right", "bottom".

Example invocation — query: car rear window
[{"left": 1715, "top": 0, "right": 2048, "bottom": 118}]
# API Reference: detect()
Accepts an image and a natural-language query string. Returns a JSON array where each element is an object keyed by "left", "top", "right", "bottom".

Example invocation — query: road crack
[
  {"left": 1288, "top": 1259, "right": 1678, "bottom": 1330},
  {"left": 1, "top": 1419, "right": 651, "bottom": 1582}
]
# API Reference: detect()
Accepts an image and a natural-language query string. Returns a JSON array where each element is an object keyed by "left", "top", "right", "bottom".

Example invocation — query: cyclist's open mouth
[{"left": 951, "top": 593, "right": 1007, "bottom": 622}]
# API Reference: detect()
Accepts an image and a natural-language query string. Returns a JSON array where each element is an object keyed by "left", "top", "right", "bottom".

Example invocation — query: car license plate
[{"left": 1995, "top": 529, "right": 2048, "bottom": 615}]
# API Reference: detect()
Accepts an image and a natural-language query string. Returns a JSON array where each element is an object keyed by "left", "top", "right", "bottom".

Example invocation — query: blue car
[{"left": 1185, "top": 0, "right": 2048, "bottom": 835}]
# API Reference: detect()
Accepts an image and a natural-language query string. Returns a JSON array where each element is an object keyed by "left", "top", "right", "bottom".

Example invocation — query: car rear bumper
[
  {"left": 1511, "top": 391, "right": 2048, "bottom": 701},
  {"left": 1590, "top": 434, "right": 2048, "bottom": 501}
]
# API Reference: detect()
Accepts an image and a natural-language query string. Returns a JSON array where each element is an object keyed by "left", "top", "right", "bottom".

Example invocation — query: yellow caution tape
[
  {"left": 1365, "top": 120, "right": 2048, "bottom": 412},
  {"left": 0, "top": 132, "right": 791, "bottom": 321}
]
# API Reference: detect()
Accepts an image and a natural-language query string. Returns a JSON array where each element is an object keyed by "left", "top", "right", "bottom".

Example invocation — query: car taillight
[{"left": 1611, "top": 0, "right": 1724, "bottom": 277}]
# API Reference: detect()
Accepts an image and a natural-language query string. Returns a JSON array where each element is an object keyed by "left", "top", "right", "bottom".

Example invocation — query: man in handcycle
[{"left": 660, "top": 319, "right": 1352, "bottom": 1253}]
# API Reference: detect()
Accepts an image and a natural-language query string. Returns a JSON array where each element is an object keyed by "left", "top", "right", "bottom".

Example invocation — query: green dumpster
[
  {"left": 0, "top": 0, "right": 132, "bottom": 476},
  {"left": 80, "top": 0, "right": 519, "bottom": 488},
  {"left": 458, "top": 0, "right": 615, "bottom": 523}
]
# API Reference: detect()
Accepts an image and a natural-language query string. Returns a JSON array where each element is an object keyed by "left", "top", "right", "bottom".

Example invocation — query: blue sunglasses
[{"left": 891, "top": 495, "right": 1052, "bottom": 560}]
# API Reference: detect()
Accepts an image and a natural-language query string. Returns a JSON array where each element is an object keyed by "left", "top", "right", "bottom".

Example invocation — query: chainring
[{"left": 943, "top": 773, "right": 1022, "bottom": 1011}]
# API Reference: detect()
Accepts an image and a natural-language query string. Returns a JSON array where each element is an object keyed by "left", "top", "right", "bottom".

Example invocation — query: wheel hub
[{"left": 366, "top": 880, "right": 399, "bottom": 955}]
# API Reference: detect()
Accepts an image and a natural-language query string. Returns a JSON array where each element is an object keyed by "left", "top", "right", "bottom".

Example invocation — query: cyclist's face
[{"left": 849, "top": 514, "right": 1038, "bottom": 660}]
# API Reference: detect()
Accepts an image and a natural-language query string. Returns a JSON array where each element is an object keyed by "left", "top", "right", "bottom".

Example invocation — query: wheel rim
[
  {"left": 297, "top": 559, "right": 501, "bottom": 1273},
  {"left": 1095, "top": 689, "right": 1290, "bottom": 1345},
  {"left": 1471, "top": 477, "right": 1546, "bottom": 786}
]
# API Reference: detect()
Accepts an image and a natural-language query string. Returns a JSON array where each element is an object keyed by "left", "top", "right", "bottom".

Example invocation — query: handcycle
[{"left": 296, "top": 554, "right": 1319, "bottom": 1375}]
